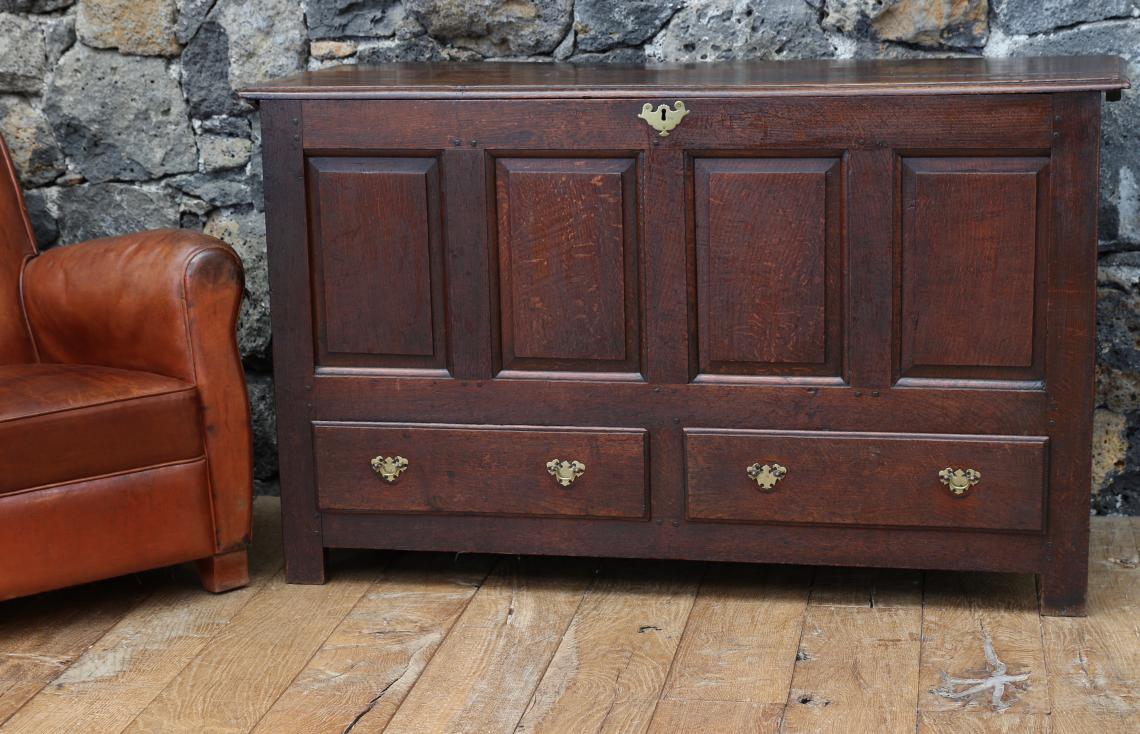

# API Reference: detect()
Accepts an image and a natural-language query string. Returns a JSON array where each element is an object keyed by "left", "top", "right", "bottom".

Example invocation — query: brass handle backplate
[
  {"left": 547, "top": 459, "right": 586, "bottom": 487},
  {"left": 939, "top": 467, "right": 980, "bottom": 496},
  {"left": 371, "top": 455, "right": 408, "bottom": 483},
  {"left": 747, "top": 462, "right": 787, "bottom": 491},
  {"left": 637, "top": 101, "right": 689, "bottom": 136}
]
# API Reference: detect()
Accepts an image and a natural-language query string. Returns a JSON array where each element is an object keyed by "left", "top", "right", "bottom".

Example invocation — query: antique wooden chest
[{"left": 245, "top": 57, "right": 1129, "bottom": 615}]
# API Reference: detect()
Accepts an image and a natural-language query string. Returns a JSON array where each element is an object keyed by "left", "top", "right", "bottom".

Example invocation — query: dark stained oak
[
  {"left": 899, "top": 156, "right": 1048, "bottom": 381},
  {"left": 313, "top": 423, "right": 647, "bottom": 519},
  {"left": 494, "top": 157, "right": 641, "bottom": 374},
  {"left": 684, "top": 429, "right": 1047, "bottom": 532},
  {"left": 307, "top": 156, "right": 446, "bottom": 369},
  {"left": 242, "top": 57, "right": 1129, "bottom": 99},
  {"left": 694, "top": 157, "right": 841, "bottom": 377},
  {"left": 244, "top": 58, "right": 1128, "bottom": 615}
]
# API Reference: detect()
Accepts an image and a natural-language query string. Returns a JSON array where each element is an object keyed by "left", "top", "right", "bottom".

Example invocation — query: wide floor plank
[
  {"left": 0, "top": 498, "right": 284, "bottom": 734},
  {"left": 514, "top": 560, "right": 703, "bottom": 734},
  {"left": 781, "top": 602, "right": 923, "bottom": 733},
  {"left": 0, "top": 578, "right": 151, "bottom": 727},
  {"left": 919, "top": 572, "right": 1048, "bottom": 716},
  {"left": 1042, "top": 517, "right": 1138, "bottom": 719},
  {"left": 648, "top": 700, "right": 783, "bottom": 734},
  {"left": 783, "top": 565, "right": 923, "bottom": 733},
  {"left": 121, "top": 553, "right": 378, "bottom": 734},
  {"left": 918, "top": 710, "right": 1049, "bottom": 733},
  {"left": 251, "top": 553, "right": 494, "bottom": 734},
  {"left": 382, "top": 556, "right": 598, "bottom": 734},
  {"left": 661, "top": 565, "right": 811, "bottom": 705}
]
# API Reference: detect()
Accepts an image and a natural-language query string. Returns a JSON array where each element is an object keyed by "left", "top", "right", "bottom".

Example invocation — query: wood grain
[
  {"left": 121, "top": 557, "right": 377, "bottom": 733},
  {"left": 1042, "top": 517, "right": 1138, "bottom": 718},
  {"left": 694, "top": 157, "right": 840, "bottom": 376},
  {"left": 0, "top": 580, "right": 150, "bottom": 727},
  {"left": 919, "top": 572, "right": 1048, "bottom": 715},
  {"left": 0, "top": 508, "right": 1135, "bottom": 733},
  {"left": 0, "top": 499, "right": 282, "bottom": 734},
  {"left": 257, "top": 70, "right": 1106, "bottom": 609},
  {"left": 661, "top": 565, "right": 810, "bottom": 705},
  {"left": 258, "top": 99, "right": 326, "bottom": 585},
  {"left": 783, "top": 605, "right": 922, "bottom": 733},
  {"left": 313, "top": 422, "right": 648, "bottom": 519},
  {"left": 900, "top": 157, "right": 1048, "bottom": 380},
  {"left": 808, "top": 566, "right": 923, "bottom": 609},
  {"left": 684, "top": 429, "right": 1048, "bottom": 532},
  {"left": 241, "top": 57, "right": 1128, "bottom": 99},
  {"left": 514, "top": 560, "right": 702, "bottom": 733},
  {"left": 380, "top": 557, "right": 597, "bottom": 734},
  {"left": 647, "top": 700, "right": 783, "bottom": 734},
  {"left": 251, "top": 553, "right": 494, "bottom": 734},
  {"left": 495, "top": 157, "right": 640, "bottom": 374},
  {"left": 919, "top": 711, "right": 1049, "bottom": 733},
  {"left": 308, "top": 156, "right": 445, "bottom": 368}
]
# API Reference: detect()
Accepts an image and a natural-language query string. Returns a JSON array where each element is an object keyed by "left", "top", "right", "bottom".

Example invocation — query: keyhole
[{"left": 660, "top": 108, "right": 667, "bottom": 121}]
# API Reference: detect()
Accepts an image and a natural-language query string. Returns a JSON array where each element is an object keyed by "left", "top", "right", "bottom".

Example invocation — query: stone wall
[{"left": 0, "top": 0, "right": 1137, "bottom": 511}]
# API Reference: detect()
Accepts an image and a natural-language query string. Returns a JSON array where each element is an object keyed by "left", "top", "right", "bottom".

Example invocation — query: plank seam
[
  {"left": 508, "top": 561, "right": 602, "bottom": 733},
  {"left": 776, "top": 567, "right": 817, "bottom": 732}
]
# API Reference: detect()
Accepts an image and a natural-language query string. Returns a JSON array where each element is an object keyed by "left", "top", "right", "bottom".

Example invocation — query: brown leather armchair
[{"left": 0, "top": 135, "right": 253, "bottom": 601}]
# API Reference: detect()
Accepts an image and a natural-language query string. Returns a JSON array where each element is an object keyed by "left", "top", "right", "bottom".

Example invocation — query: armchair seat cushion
[{"left": 0, "top": 363, "right": 204, "bottom": 495}]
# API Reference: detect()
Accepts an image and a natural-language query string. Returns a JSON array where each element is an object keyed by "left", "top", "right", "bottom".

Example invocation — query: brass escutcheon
[
  {"left": 371, "top": 455, "right": 408, "bottom": 483},
  {"left": 546, "top": 459, "right": 586, "bottom": 487},
  {"left": 746, "top": 462, "right": 787, "bottom": 491},
  {"left": 637, "top": 101, "right": 689, "bottom": 136},
  {"left": 939, "top": 467, "right": 981, "bottom": 496}
]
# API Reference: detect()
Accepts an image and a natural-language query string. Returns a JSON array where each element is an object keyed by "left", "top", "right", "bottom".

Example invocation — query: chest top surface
[{"left": 241, "top": 56, "right": 1128, "bottom": 100}]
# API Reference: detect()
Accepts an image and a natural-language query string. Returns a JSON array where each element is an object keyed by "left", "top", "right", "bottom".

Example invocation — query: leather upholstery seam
[
  {"left": 1, "top": 455, "right": 208, "bottom": 498},
  {"left": 17, "top": 253, "right": 40, "bottom": 362},
  {"left": 0, "top": 383, "right": 198, "bottom": 423}
]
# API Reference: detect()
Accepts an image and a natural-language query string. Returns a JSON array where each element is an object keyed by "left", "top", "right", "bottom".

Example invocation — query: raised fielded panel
[
  {"left": 494, "top": 157, "right": 641, "bottom": 376},
  {"left": 898, "top": 157, "right": 1049, "bottom": 382},
  {"left": 307, "top": 156, "right": 446, "bottom": 370},
  {"left": 693, "top": 157, "right": 842, "bottom": 379}
]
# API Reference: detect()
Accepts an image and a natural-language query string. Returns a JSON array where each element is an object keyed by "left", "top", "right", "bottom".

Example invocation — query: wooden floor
[{"left": 0, "top": 499, "right": 1136, "bottom": 734}]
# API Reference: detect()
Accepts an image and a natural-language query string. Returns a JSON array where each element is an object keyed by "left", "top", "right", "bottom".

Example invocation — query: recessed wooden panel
[
  {"left": 685, "top": 429, "right": 1047, "bottom": 532},
  {"left": 308, "top": 156, "right": 446, "bottom": 369},
  {"left": 495, "top": 157, "right": 640, "bottom": 375},
  {"left": 313, "top": 422, "right": 647, "bottom": 519},
  {"left": 900, "top": 157, "right": 1048, "bottom": 380},
  {"left": 694, "top": 158, "right": 842, "bottom": 378}
]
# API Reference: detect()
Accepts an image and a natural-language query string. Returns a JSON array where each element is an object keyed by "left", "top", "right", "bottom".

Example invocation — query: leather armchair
[{"left": 0, "top": 135, "right": 253, "bottom": 600}]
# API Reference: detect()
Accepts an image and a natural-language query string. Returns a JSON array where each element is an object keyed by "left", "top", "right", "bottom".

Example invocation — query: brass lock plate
[{"left": 637, "top": 101, "right": 689, "bottom": 136}]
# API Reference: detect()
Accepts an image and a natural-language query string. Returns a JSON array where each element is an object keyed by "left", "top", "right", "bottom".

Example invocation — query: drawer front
[
  {"left": 685, "top": 429, "right": 1047, "bottom": 532},
  {"left": 314, "top": 423, "right": 647, "bottom": 519}
]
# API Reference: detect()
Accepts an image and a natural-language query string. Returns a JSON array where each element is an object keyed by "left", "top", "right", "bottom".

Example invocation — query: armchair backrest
[{"left": 0, "top": 134, "right": 37, "bottom": 364}]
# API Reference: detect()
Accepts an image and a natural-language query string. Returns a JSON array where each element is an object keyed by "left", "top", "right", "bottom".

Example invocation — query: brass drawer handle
[
  {"left": 638, "top": 101, "right": 689, "bottom": 136},
  {"left": 747, "top": 462, "right": 787, "bottom": 491},
  {"left": 547, "top": 459, "right": 586, "bottom": 487},
  {"left": 939, "top": 467, "right": 980, "bottom": 496},
  {"left": 371, "top": 455, "right": 408, "bottom": 483}
]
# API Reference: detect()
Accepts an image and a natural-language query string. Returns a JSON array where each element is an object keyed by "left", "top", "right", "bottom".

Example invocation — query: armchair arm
[{"left": 22, "top": 229, "right": 253, "bottom": 552}]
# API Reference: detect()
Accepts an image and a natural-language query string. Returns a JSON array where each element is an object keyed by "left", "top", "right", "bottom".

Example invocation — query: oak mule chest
[{"left": 245, "top": 57, "right": 1129, "bottom": 616}]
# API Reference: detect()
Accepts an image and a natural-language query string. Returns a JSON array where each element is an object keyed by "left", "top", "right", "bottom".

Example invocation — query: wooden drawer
[
  {"left": 684, "top": 429, "right": 1047, "bottom": 532},
  {"left": 313, "top": 422, "right": 647, "bottom": 519}
]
